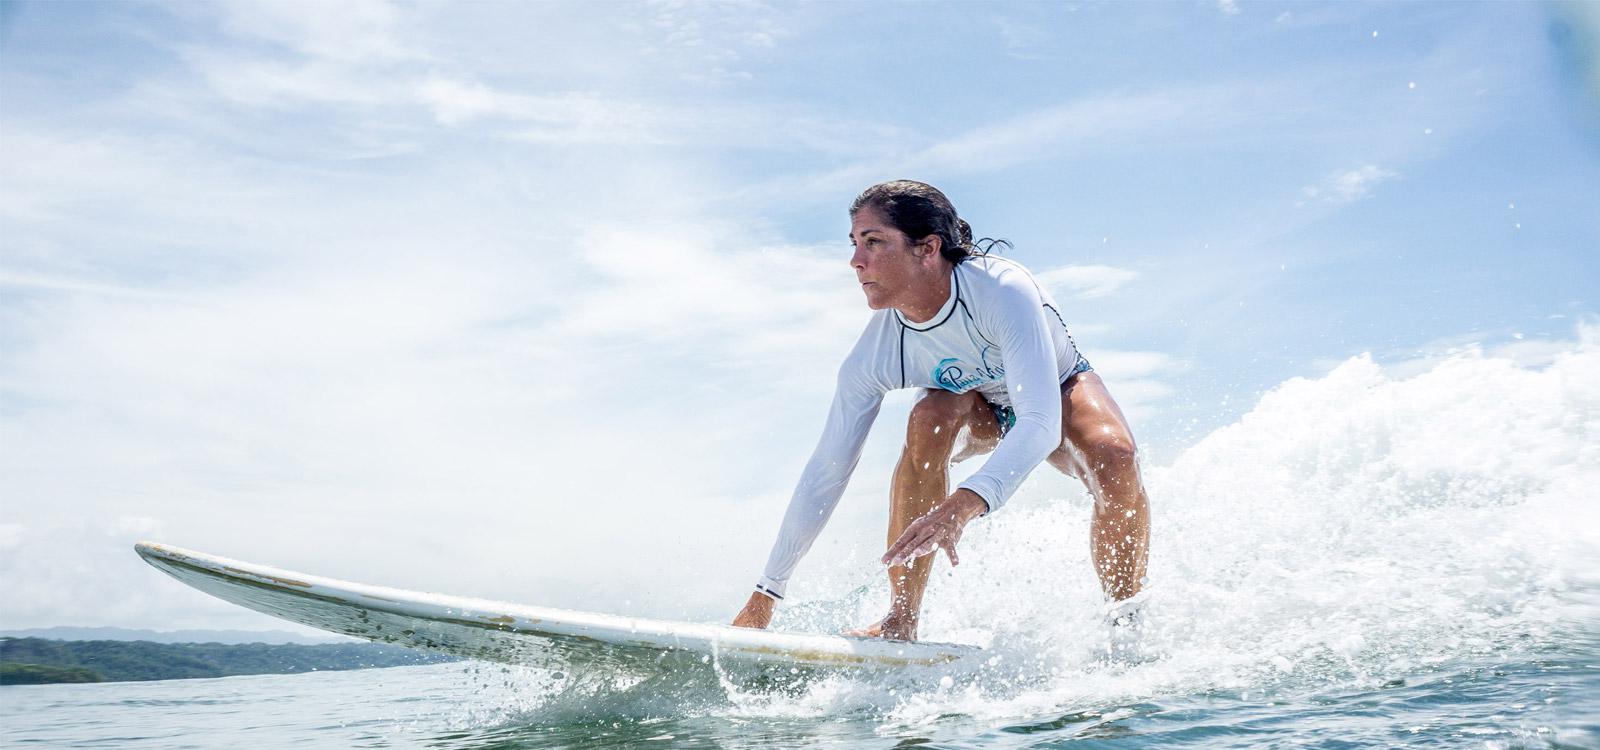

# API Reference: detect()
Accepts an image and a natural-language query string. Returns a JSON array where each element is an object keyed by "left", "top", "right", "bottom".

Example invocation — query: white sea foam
[{"left": 874, "top": 324, "right": 1600, "bottom": 726}]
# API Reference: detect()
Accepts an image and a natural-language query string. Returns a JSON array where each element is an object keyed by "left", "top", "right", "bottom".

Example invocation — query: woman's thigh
[{"left": 1049, "top": 372, "right": 1138, "bottom": 478}]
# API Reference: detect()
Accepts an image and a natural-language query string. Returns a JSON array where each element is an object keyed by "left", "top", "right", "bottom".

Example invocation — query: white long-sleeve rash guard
[{"left": 754, "top": 256, "right": 1086, "bottom": 601}]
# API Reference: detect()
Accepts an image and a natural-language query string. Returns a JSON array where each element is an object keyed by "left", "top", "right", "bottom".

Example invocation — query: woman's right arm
[{"left": 733, "top": 360, "right": 886, "bottom": 627}]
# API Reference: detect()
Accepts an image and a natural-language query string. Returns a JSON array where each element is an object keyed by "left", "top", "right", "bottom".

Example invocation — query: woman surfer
[{"left": 732, "top": 180, "right": 1151, "bottom": 642}]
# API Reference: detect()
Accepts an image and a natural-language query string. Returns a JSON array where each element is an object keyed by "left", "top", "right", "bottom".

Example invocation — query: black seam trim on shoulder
[
  {"left": 1042, "top": 303, "right": 1069, "bottom": 332},
  {"left": 984, "top": 255, "right": 1085, "bottom": 367},
  {"left": 957, "top": 296, "right": 1000, "bottom": 350},
  {"left": 989, "top": 254, "right": 1071, "bottom": 338},
  {"left": 898, "top": 323, "right": 908, "bottom": 388},
  {"left": 897, "top": 267, "right": 962, "bottom": 332},
  {"left": 1043, "top": 303, "right": 1080, "bottom": 354}
]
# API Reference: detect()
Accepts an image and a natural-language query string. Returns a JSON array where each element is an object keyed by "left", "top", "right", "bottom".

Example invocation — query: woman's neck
[{"left": 896, "top": 265, "right": 954, "bottom": 324}]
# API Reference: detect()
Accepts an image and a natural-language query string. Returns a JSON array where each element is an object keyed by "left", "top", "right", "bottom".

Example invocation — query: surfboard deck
[{"left": 134, "top": 542, "right": 979, "bottom": 671}]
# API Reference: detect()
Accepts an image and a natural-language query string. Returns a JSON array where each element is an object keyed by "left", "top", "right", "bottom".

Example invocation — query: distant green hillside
[
  {"left": 0, "top": 638, "right": 454, "bottom": 685},
  {"left": 0, "top": 663, "right": 102, "bottom": 685}
]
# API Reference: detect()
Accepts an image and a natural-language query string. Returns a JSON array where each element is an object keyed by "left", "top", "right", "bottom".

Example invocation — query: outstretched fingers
[
  {"left": 883, "top": 514, "right": 963, "bottom": 569},
  {"left": 882, "top": 522, "right": 934, "bottom": 567},
  {"left": 939, "top": 532, "right": 961, "bottom": 567}
]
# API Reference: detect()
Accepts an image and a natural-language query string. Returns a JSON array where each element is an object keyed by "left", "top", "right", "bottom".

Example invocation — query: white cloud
[
  {"left": 185, "top": 54, "right": 391, "bottom": 108},
  {"left": 918, "top": 92, "right": 1201, "bottom": 171},
  {"left": 165, "top": 0, "right": 809, "bottom": 146},
  {"left": 0, "top": 129, "right": 277, "bottom": 231},
  {"left": 548, "top": 227, "right": 860, "bottom": 349},
  {"left": 1082, "top": 349, "right": 1181, "bottom": 426},
  {"left": 414, "top": 77, "right": 532, "bottom": 125},
  {"left": 1218, "top": 0, "right": 1242, "bottom": 16},
  {"left": 215, "top": 0, "right": 414, "bottom": 65},
  {"left": 496, "top": 227, "right": 880, "bottom": 405},
  {"left": 0, "top": 273, "right": 180, "bottom": 301},
  {"left": 637, "top": 0, "right": 785, "bottom": 82},
  {"left": 1034, "top": 264, "right": 1141, "bottom": 300},
  {"left": 171, "top": 25, "right": 893, "bottom": 153},
  {"left": 414, "top": 77, "right": 670, "bottom": 145},
  {"left": 174, "top": 0, "right": 423, "bottom": 110},
  {"left": 0, "top": 519, "right": 258, "bottom": 630},
  {"left": 1091, "top": 349, "right": 1178, "bottom": 379},
  {"left": 1301, "top": 165, "right": 1398, "bottom": 204},
  {"left": 0, "top": 524, "right": 23, "bottom": 551},
  {"left": 770, "top": 82, "right": 1292, "bottom": 200}
]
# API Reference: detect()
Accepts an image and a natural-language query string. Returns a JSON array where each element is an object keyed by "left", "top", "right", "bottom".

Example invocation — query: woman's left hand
[{"left": 882, "top": 489, "right": 989, "bottom": 568}]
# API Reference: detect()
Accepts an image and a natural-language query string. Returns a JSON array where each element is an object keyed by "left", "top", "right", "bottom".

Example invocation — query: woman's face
[{"left": 849, "top": 205, "right": 937, "bottom": 310}]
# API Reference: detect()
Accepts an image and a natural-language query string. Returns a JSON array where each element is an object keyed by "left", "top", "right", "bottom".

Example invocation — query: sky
[{"left": 1, "top": 0, "right": 1596, "bottom": 633}]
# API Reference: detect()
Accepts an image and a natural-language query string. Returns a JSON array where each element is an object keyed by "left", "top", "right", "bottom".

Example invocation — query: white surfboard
[{"left": 134, "top": 542, "right": 979, "bottom": 671}]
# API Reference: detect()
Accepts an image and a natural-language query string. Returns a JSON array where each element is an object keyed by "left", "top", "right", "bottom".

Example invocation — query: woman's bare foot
[{"left": 843, "top": 612, "right": 918, "bottom": 641}]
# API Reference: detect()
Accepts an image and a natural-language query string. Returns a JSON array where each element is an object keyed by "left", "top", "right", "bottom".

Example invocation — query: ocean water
[{"left": 4, "top": 335, "right": 1598, "bottom": 748}]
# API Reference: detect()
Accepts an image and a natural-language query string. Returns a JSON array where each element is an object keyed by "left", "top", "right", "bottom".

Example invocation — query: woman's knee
[
  {"left": 1082, "top": 432, "right": 1138, "bottom": 475},
  {"left": 906, "top": 390, "right": 969, "bottom": 453}
]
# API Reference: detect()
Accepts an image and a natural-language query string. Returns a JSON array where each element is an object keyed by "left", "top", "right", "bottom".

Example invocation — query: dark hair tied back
[{"left": 851, "top": 180, "right": 1010, "bottom": 264}]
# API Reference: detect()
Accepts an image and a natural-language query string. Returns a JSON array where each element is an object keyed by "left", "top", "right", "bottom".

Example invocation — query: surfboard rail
[{"left": 134, "top": 542, "right": 979, "bottom": 671}]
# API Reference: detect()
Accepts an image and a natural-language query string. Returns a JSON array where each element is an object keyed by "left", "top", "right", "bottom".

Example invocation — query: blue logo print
[{"left": 932, "top": 357, "right": 1003, "bottom": 393}]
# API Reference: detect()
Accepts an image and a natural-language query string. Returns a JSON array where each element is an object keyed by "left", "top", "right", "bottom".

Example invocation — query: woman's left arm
[{"left": 952, "top": 269, "right": 1063, "bottom": 514}]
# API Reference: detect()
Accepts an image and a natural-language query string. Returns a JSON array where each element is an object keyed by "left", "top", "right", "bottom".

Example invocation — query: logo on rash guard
[{"left": 932, "top": 357, "right": 1003, "bottom": 393}]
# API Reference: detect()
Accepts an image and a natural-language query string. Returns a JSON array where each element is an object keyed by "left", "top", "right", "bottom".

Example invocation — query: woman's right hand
[{"left": 731, "top": 592, "right": 775, "bottom": 629}]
